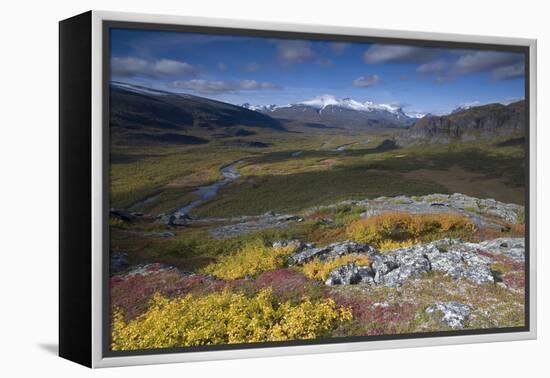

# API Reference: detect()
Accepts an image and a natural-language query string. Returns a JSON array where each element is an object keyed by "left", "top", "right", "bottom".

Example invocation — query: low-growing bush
[
  {"left": 346, "top": 212, "right": 476, "bottom": 249},
  {"left": 334, "top": 205, "right": 368, "bottom": 226},
  {"left": 162, "top": 238, "right": 202, "bottom": 258},
  {"left": 201, "top": 240, "right": 297, "bottom": 280},
  {"left": 376, "top": 239, "right": 416, "bottom": 251},
  {"left": 111, "top": 288, "right": 352, "bottom": 350},
  {"left": 109, "top": 217, "right": 129, "bottom": 229},
  {"left": 255, "top": 268, "right": 327, "bottom": 302},
  {"left": 302, "top": 254, "right": 371, "bottom": 281}
]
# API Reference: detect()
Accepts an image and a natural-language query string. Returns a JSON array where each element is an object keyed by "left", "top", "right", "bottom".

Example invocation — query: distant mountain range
[
  {"left": 109, "top": 82, "right": 525, "bottom": 146},
  {"left": 407, "top": 100, "right": 526, "bottom": 142},
  {"left": 242, "top": 95, "right": 419, "bottom": 129}
]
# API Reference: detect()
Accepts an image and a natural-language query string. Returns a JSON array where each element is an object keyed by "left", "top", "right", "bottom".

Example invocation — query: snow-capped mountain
[
  {"left": 301, "top": 95, "right": 406, "bottom": 116},
  {"left": 242, "top": 95, "right": 419, "bottom": 128}
]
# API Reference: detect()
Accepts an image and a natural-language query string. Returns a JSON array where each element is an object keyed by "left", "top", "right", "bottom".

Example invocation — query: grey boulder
[
  {"left": 426, "top": 302, "right": 471, "bottom": 329},
  {"left": 325, "top": 263, "right": 375, "bottom": 286}
]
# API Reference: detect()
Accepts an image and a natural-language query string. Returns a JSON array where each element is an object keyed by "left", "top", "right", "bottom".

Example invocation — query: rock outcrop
[
  {"left": 110, "top": 208, "right": 137, "bottom": 222},
  {"left": 426, "top": 302, "right": 471, "bottom": 329},
  {"left": 156, "top": 213, "right": 193, "bottom": 227},
  {"left": 325, "top": 263, "right": 375, "bottom": 286},
  {"left": 287, "top": 241, "right": 374, "bottom": 265},
  {"left": 272, "top": 239, "right": 308, "bottom": 250},
  {"left": 407, "top": 100, "right": 525, "bottom": 143},
  {"left": 208, "top": 213, "right": 303, "bottom": 239},
  {"left": 326, "top": 193, "right": 523, "bottom": 226},
  {"left": 475, "top": 238, "right": 525, "bottom": 261},
  {"left": 120, "top": 263, "right": 195, "bottom": 278},
  {"left": 321, "top": 238, "right": 523, "bottom": 287}
]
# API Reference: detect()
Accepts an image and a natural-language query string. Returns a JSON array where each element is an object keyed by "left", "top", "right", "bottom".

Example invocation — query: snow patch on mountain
[
  {"left": 241, "top": 103, "right": 290, "bottom": 112},
  {"left": 405, "top": 112, "right": 427, "bottom": 119}
]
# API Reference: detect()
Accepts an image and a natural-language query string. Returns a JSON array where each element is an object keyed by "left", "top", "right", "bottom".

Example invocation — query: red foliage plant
[
  {"left": 254, "top": 268, "right": 328, "bottom": 302},
  {"left": 331, "top": 291, "right": 416, "bottom": 336}
]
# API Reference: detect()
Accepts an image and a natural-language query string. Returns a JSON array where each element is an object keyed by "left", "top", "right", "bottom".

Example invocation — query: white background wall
[{"left": 0, "top": 0, "right": 546, "bottom": 376}]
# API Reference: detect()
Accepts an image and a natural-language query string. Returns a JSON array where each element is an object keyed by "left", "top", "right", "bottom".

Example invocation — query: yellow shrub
[
  {"left": 346, "top": 212, "right": 476, "bottom": 249},
  {"left": 111, "top": 288, "right": 352, "bottom": 350},
  {"left": 376, "top": 239, "right": 416, "bottom": 251},
  {"left": 201, "top": 241, "right": 297, "bottom": 280},
  {"left": 302, "top": 254, "right": 371, "bottom": 281}
]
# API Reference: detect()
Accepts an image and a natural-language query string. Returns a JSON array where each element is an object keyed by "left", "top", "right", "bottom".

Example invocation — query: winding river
[
  {"left": 333, "top": 142, "right": 356, "bottom": 152},
  {"left": 173, "top": 161, "right": 242, "bottom": 216}
]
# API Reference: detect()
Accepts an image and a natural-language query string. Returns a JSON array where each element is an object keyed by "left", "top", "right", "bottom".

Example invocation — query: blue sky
[{"left": 110, "top": 28, "right": 525, "bottom": 115}]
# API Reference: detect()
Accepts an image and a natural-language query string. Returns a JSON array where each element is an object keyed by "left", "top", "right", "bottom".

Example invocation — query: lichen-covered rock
[
  {"left": 287, "top": 240, "right": 374, "bottom": 265},
  {"left": 272, "top": 239, "right": 308, "bottom": 250},
  {"left": 422, "top": 240, "right": 495, "bottom": 284},
  {"left": 324, "top": 237, "right": 523, "bottom": 287},
  {"left": 474, "top": 238, "right": 525, "bottom": 261},
  {"left": 426, "top": 302, "right": 471, "bottom": 329},
  {"left": 373, "top": 252, "right": 432, "bottom": 287},
  {"left": 208, "top": 213, "right": 303, "bottom": 239},
  {"left": 156, "top": 213, "right": 192, "bottom": 227},
  {"left": 325, "top": 263, "right": 374, "bottom": 286},
  {"left": 121, "top": 263, "right": 195, "bottom": 278},
  {"left": 372, "top": 239, "right": 495, "bottom": 286}
]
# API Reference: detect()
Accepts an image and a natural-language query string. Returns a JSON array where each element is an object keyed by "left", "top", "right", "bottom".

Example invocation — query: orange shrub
[{"left": 346, "top": 212, "right": 476, "bottom": 249}]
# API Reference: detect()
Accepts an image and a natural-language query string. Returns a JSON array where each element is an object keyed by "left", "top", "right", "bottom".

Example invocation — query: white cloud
[
  {"left": 416, "top": 51, "right": 524, "bottom": 82},
  {"left": 172, "top": 79, "right": 277, "bottom": 94},
  {"left": 275, "top": 40, "right": 315, "bottom": 64},
  {"left": 330, "top": 42, "right": 350, "bottom": 55},
  {"left": 453, "top": 51, "right": 520, "bottom": 75},
  {"left": 239, "top": 80, "right": 275, "bottom": 90},
  {"left": 364, "top": 45, "right": 436, "bottom": 64},
  {"left": 112, "top": 57, "right": 195, "bottom": 78},
  {"left": 417, "top": 59, "right": 450, "bottom": 74},
  {"left": 363, "top": 45, "right": 524, "bottom": 82},
  {"left": 173, "top": 79, "right": 232, "bottom": 93},
  {"left": 352, "top": 74, "right": 383, "bottom": 87},
  {"left": 492, "top": 63, "right": 525, "bottom": 80}
]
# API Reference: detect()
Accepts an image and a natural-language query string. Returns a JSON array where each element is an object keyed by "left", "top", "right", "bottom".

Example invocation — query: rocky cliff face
[{"left": 407, "top": 100, "right": 525, "bottom": 143}]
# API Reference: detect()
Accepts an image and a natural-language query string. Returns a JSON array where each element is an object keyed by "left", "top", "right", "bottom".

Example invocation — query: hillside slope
[
  {"left": 110, "top": 82, "right": 284, "bottom": 146},
  {"left": 407, "top": 100, "right": 525, "bottom": 142}
]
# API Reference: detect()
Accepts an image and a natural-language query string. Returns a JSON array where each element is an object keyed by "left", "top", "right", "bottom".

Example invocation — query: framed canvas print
[{"left": 59, "top": 10, "right": 537, "bottom": 368}]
